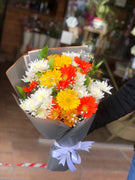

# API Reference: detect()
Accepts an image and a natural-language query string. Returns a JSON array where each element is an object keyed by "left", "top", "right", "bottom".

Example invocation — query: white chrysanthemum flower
[
  {"left": 22, "top": 71, "right": 35, "bottom": 82},
  {"left": 31, "top": 87, "right": 52, "bottom": 104},
  {"left": 72, "top": 60, "right": 79, "bottom": 67},
  {"left": 20, "top": 87, "right": 53, "bottom": 118},
  {"left": 41, "top": 98, "right": 53, "bottom": 109},
  {"left": 20, "top": 98, "right": 38, "bottom": 113},
  {"left": 62, "top": 51, "right": 80, "bottom": 59},
  {"left": 22, "top": 59, "right": 49, "bottom": 82},
  {"left": 73, "top": 84, "right": 89, "bottom": 98},
  {"left": 131, "top": 45, "right": 135, "bottom": 56},
  {"left": 75, "top": 72, "right": 86, "bottom": 86},
  {"left": 88, "top": 83, "right": 104, "bottom": 100},
  {"left": 131, "top": 27, "right": 135, "bottom": 36},
  {"left": 29, "top": 59, "right": 49, "bottom": 72},
  {"left": 62, "top": 51, "right": 80, "bottom": 67},
  {"left": 95, "top": 80, "right": 112, "bottom": 94},
  {"left": 35, "top": 107, "right": 50, "bottom": 119}
]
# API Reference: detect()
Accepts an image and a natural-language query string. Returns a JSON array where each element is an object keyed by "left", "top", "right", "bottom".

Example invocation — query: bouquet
[{"left": 6, "top": 46, "right": 112, "bottom": 171}]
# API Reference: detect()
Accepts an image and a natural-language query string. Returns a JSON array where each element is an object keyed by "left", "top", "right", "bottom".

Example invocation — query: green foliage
[
  {"left": 47, "top": 56, "right": 54, "bottom": 70},
  {"left": 35, "top": 71, "right": 43, "bottom": 76},
  {"left": 51, "top": 86, "right": 58, "bottom": 97},
  {"left": 86, "top": 0, "right": 114, "bottom": 20},
  {"left": 16, "top": 85, "right": 26, "bottom": 100},
  {"left": 88, "top": 60, "right": 104, "bottom": 77},
  {"left": 38, "top": 46, "right": 48, "bottom": 60},
  {"left": 84, "top": 75, "right": 90, "bottom": 87}
]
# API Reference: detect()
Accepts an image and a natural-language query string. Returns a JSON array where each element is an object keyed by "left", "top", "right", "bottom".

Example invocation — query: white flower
[
  {"left": 20, "top": 98, "right": 38, "bottom": 113},
  {"left": 62, "top": 51, "right": 80, "bottom": 67},
  {"left": 35, "top": 108, "right": 50, "bottom": 119},
  {"left": 20, "top": 87, "right": 53, "bottom": 119},
  {"left": 131, "top": 27, "right": 135, "bottom": 36},
  {"left": 22, "top": 59, "right": 49, "bottom": 82},
  {"left": 75, "top": 72, "right": 86, "bottom": 86},
  {"left": 95, "top": 80, "right": 112, "bottom": 94},
  {"left": 131, "top": 45, "right": 135, "bottom": 56},
  {"left": 62, "top": 51, "right": 80, "bottom": 59},
  {"left": 88, "top": 83, "right": 104, "bottom": 100},
  {"left": 73, "top": 84, "right": 89, "bottom": 98},
  {"left": 29, "top": 59, "right": 49, "bottom": 73},
  {"left": 31, "top": 87, "right": 53, "bottom": 109}
]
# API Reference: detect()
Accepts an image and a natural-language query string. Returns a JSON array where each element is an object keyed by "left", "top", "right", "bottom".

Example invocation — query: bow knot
[{"left": 52, "top": 141, "right": 94, "bottom": 171}]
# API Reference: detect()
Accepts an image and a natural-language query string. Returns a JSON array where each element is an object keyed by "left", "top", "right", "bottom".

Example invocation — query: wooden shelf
[{"left": 0, "top": 1, "right": 67, "bottom": 57}]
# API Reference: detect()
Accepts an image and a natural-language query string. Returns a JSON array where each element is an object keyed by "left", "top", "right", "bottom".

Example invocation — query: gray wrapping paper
[
  {"left": 6, "top": 46, "right": 95, "bottom": 171},
  {"left": 47, "top": 114, "right": 95, "bottom": 171}
]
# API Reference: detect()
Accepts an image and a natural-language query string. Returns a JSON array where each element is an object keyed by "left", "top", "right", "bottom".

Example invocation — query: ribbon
[{"left": 51, "top": 140, "right": 94, "bottom": 172}]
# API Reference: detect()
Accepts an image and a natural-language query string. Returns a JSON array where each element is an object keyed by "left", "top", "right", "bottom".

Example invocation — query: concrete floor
[{"left": 0, "top": 61, "right": 134, "bottom": 180}]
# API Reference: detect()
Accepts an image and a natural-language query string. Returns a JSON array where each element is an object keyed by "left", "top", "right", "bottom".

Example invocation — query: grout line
[{"left": 119, "top": 150, "right": 133, "bottom": 162}]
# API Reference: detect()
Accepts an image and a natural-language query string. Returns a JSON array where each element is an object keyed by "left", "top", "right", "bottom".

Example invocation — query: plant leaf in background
[
  {"left": 16, "top": 86, "right": 26, "bottom": 100},
  {"left": 38, "top": 46, "right": 48, "bottom": 60}
]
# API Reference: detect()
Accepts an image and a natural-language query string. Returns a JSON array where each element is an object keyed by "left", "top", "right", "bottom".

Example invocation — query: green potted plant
[
  {"left": 47, "top": 22, "right": 62, "bottom": 48},
  {"left": 86, "top": 0, "right": 114, "bottom": 29}
]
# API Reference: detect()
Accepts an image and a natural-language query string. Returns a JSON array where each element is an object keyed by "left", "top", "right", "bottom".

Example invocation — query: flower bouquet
[{"left": 6, "top": 46, "right": 112, "bottom": 171}]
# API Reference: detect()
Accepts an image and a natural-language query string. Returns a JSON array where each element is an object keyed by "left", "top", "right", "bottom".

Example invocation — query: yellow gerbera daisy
[
  {"left": 54, "top": 55, "right": 72, "bottom": 69},
  {"left": 56, "top": 89, "right": 80, "bottom": 111},
  {"left": 39, "top": 69, "right": 61, "bottom": 88}
]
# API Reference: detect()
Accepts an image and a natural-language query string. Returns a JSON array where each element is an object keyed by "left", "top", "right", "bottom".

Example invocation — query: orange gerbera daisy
[
  {"left": 77, "top": 96, "right": 98, "bottom": 118},
  {"left": 63, "top": 118, "right": 76, "bottom": 127},
  {"left": 57, "top": 64, "right": 76, "bottom": 90},
  {"left": 74, "top": 56, "right": 92, "bottom": 74},
  {"left": 23, "top": 80, "right": 37, "bottom": 93},
  {"left": 47, "top": 54, "right": 60, "bottom": 60},
  {"left": 49, "top": 99, "right": 61, "bottom": 120},
  {"left": 61, "top": 109, "right": 78, "bottom": 127}
]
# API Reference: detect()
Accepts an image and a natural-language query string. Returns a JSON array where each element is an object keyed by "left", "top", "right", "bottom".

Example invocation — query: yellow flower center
[
  {"left": 66, "top": 97, "right": 71, "bottom": 103},
  {"left": 82, "top": 105, "right": 87, "bottom": 111},
  {"left": 63, "top": 74, "right": 68, "bottom": 81},
  {"left": 53, "top": 112, "right": 58, "bottom": 117}
]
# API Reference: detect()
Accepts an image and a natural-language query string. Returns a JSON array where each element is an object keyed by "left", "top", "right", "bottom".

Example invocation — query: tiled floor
[{"left": 0, "top": 61, "right": 134, "bottom": 180}]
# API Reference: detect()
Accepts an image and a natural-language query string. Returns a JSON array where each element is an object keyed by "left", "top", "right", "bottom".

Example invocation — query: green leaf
[
  {"left": 51, "top": 86, "right": 58, "bottom": 97},
  {"left": 35, "top": 71, "right": 43, "bottom": 76},
  {"left": 95, "top": 70, "right": 103, "bottom": 74},
  {"left": 47, "top": 56, "right": 54, "bottom": 69},
  {"left": 95, "top": 60, "right": 104, "bottom": 69},
  {"left": 100, "top": 0, "right": 109, "bottom": 5},
  {"left": 38, "top": 46, "right": 48, "bottom": 60},
  {"left": 16, "top": 85, "right": 26, "bottom": 100},
  {"left": 84, "top": 75, "right": 90, "bottom": 87},
  {"left": 91, "top": 61, "right": 95, "bottom": 68}
]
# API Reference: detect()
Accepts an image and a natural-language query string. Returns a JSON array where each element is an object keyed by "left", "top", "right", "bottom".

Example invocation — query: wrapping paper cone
[{"left": 6, "top": 46, "right": 95, "bottom": 171}]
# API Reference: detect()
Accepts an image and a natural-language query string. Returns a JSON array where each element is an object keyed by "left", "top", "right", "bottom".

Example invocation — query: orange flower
[
  {"left": 77, "top": 96, "right": 98, "bottom": 118},
  {"left": 23, "top": 80, "right": 37, "bottom": 93},
  {"left": 49, "top": 99, "right": 61, "bottom": 120},
  {"left": 47, "top": 54, "right": 59, "bottom": 60},
  {"left": 60, "top": 109, "right": 78, "bottom": 127},
  {"left": 74, "top": 56, "right": 92, "bottom": 74},
  {"left": 63, "top": 118, "right": 75, "bottom": 127},
  {"left": 57, "top": 64, "right": 76, "bottom": 89}
]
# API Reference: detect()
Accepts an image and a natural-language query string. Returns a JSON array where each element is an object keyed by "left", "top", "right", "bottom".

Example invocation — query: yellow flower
[
  {"left": 39, "top": 69, "right": 61, "bottom": 87},
  {"left": 56, "top": 89, "right": 80, "bottom": 111},
  {"left": 54, "top": 55, "right": 72, "bottom": 69}
]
